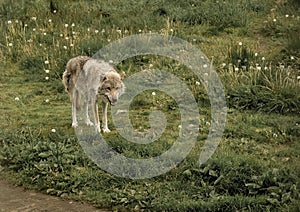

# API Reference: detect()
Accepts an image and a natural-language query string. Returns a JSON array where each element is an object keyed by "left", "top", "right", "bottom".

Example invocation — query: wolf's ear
[
  {"left": 120, "top": 71, "right": 126, "bottom": 80},
  {"left": 100, "top": 74, "right": 107, "bottom": 82}
]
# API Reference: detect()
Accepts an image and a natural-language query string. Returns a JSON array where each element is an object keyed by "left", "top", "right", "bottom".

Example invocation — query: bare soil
[{"left": 0, "top": 179, "right": 109, "bottom": 212}]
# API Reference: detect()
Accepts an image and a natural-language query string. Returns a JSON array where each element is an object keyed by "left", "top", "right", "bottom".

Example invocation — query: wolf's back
[{"left": 62, "top": 56, "right": 90, "bottom": 92}]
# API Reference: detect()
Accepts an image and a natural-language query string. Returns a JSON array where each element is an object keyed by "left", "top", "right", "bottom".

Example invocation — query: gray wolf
[{"left": 62, "top": 56, "right": 125, "bottom": 133}]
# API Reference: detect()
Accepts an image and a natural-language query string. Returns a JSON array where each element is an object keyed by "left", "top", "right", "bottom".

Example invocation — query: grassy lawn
[{"left": 0, "top": 0, "right": 299, "bottom": 211}]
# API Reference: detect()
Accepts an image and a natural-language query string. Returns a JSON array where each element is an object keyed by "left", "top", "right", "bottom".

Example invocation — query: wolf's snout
[{"left": 111, "top": 98, "right": 118, "bottom": 105}]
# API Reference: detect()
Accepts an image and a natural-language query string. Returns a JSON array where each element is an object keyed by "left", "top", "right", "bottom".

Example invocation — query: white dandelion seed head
[
  {"left": 95, "top": 29, "right": 99, "bottom": 34},
  {"left": 285, "top": 14, "right": 289, "bottom": 18},
  {"left": 273, "top": 18, "right": 277, "bottom": 22},
  {"left": 45, "top": 99, "right": 49, "bottom": 103},
  {"left": 234, "top": 67, "right": 239, "bottom": 71},
  {"left": 195, "top": 81, "right": 201, "bottom": 85},
  {"left": 297, "top": 76, "right": 300, "bottom": 80},
  {"left": 53, "top": 10, "right": 57, "bottom": 13},
  {"left": 222, "top": 63, "right": 226, "bottom": 67},
  {"left": 8, "top": 43, "right": 13, "bottom": 47},
  {"left": 31, "top": 17, "right": 37, "bottom": 21},
  {"left": 60, "top": 34, "right": 63, "bottom": 37},
  {"left": 291, "top": 56, "right": 295, "bottom": 60},
  {"left": 43, "top": 32, "right": 47, "bottom": 35},
  {"left": 33, "top": 28, "right": 36, "bottom": 31},
  {"left": 255, "top": 52, "right": 258, "bottom": 57},
  {"left": 45, "top": 76, "right": 49, "bottom": 80},
  {"left": 178, "top": 125, "right": 182, "bottom": 129},
  {"left": 51, "top": 128, "right": 56, "bottom": 133},
  {"left": 14, "top": 97, "right": 20, "bottom": 101},
  {"left": 71, "top": 23, "right": 75, "bottom": 27},
  {"left": 152, "top": 91, "right": 156, "bottom": 96},
  {"left": 63, "top": 45, "right": 67, "bottom": 50},
  {"left": 44, "top": 69, "right": 50, "bottom": 73},
  {"left": 238, "top": 42, "right": 243, "bottom": 46},
  {"left": 64, "top": 23, "right": 69, "bottom": 28},
  {"left": 262, "top": 57, "right": 265, "bottom": 61},
  {"left": 7, "top": 20, "right": 12, "bottom": 24},
  {"left": 203, "top": 64, "right": 208, "bottom": 68},
  {"left": 101, "top": 29, "right": 105, "bottom": 33},
  {"left": 256, "top": 66, "right": 262, "bottom": 71},
  {"left": 44, "top": 60, "right": 49, "bottom": 64},
  {"left": 70, "top": 43, "right": 74, "bottom": 47}
]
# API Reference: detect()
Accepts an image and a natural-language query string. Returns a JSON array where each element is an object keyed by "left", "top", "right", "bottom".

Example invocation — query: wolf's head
[{"left": 99, "top": 71, "right": 125, "bottom": 106}]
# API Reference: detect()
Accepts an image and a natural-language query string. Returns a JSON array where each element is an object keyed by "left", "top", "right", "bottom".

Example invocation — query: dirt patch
[{"left": 0, "top": 179, "right": 109, "bottom": 212}]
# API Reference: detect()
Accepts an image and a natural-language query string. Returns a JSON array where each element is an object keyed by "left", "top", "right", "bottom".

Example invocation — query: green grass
[{"left": 0, "top": 0, "right": 299, "bottom": 211}]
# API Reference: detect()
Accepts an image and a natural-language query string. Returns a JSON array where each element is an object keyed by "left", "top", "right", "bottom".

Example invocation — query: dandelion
[
  {"left": 87, "top": 28, "right": 90, "bottom": 32},
  {"left": 264, "top": 67, "right": 268, "bottom": 70},
  {"left": 116, "top": 29, "right": 122, "bottom": 34},
  {"left": 60, "top": 33, "right": 63, "bottom": 37},
  {"left": 285, "top": 14, "right": 289, "bottom": 18},
  {"left": 108, "top": 60, "right": 113, "bottom": 64},
  {"left": 64, "top": 23, "right": 69, "bottom": 28},
  {"left": 152, "top": 91, "right": 156, "bottom": 96},
  {"left": 63, "top": 45, "right": 67, "bottom": 50},
  {"left": 262, "top": 57, "right": 265, "bottom": 61},
  {"left": 43, "top": 32, "right": 47, "bottom": 36},
  {"left": 192, "top": 38, "right": 197, "bottom": 42},
  {"left": 178, "top": 125, "right": 182, "bottom": 129},
  {"left": 222, "top": 63, "right": 226, "bottom": 67},
  {"left": 101, "top": 29, "right": 105, "bottom": 33},
  {"left": 255, "top": 52, "right": 258, "bottom": 57},
  {"left": 65, "top": 37, "right": 69, "bottom": 40},
  {"left": 53, "top": 10, "right": 57, "bottom": 13},
  {"left": 149, "top": 64, "right": 153, "bottom": 68},
  {"left": 291, "top": 56, "right": 295, "bottom": 60},
  {"left": 31, "top": 17, "right": 37, "bottom": 21},
  {"left": 273, "top": 18, "right": 277, "bottom": 22},
  {"left": 7, "top": 20, "right": 12, "bottom": 24},
  {"left": 234, "top": 67, "right": 239, "bottom": 71},
  {"left": 107, "top": 39, "right": 111, "bottom": 42},
  {"left": 256, "top": 66, "right": 262, "bottom": 71},
  {"left": 71, "top": 23, "right": 75, "bottom": 27},
  {"left": 195, "top": 81, "right": 201, "bottom": 85},
  {"left": 44, "top": 60, "right": 49, "bottom": 64},
  {"left": 51, "top": 128, "right": 56, "bottom": 133},
  {"left": 297, "top": 76, "right": 300, "bottom": 80},
  {"left": 170, "top": 29, "right": 173, "bottom": 32},
  {"left": 15, "top": 20, "right": 19, "bottom": 23},
  {"left": 237, "top": 59, "right": 241, "bottom": 63},
  {"left": 33, "top": 28, "right": 36, "bottom": 32},
  {"left": 14, "top": 97, "right": 20, "bottom": 101},
  {"left": 8, "top": 43, "right": 13, "bottom": 47},
  {"left": 45, "top": 99, "right": 49, "bottom": 103},
  {"left": 70, "top": 43, "right": 74, "bottom": 47},
  {"left": 138, "top": 29, "right": 142, "bottom": 33},
  {"left": 95, "top": 29, "right": 99, "bottom": 34},
  {"left": 238, "top": 42, "right": 243, "bottom": 46},
  {"left": 204, "top": 72, "right": 209, "bottom": 77},
  {"left": 44, "top": 69, "right": 50, "bottom": 73},
  {"left": 24, "top": 24, "right": 28, "bottom": 27},
  {"left": 45, "top": 76, "right": 49, "bottom": 80},
  {"left": 48, "top": 19, "right": 52, "bottom": 23},
  {"left": 203, "top": 64, "right": 208, "bottom": 68}
]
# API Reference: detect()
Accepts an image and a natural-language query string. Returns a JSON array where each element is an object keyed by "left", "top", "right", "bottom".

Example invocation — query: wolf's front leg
[
  {"left": 91, "top": 96, "right": 101, "bottom": 133},
  {"left": 102, "top": 102, "right": 110, "bottom": 133}
]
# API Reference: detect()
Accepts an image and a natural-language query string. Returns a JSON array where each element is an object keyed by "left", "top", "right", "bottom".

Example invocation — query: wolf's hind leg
[
  {"left": 71, "top": 90, "right": 78, "bottom": 128},
  {"left": 83, "top": 96, "right": 94, "bottom": 126}
]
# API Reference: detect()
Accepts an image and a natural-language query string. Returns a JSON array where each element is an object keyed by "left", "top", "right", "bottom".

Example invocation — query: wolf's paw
[
  {"left": 102, "top": 128, "right": 111, "bottom": 133},
  {"left": 85, "top": 120, "right": 94, "bottom": 126},
  {"left": 72, "top": 122, "right": 78, "bottom": 128},
  {"left": 95, "top": 124, "right": 101, "bottom": 133}
]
